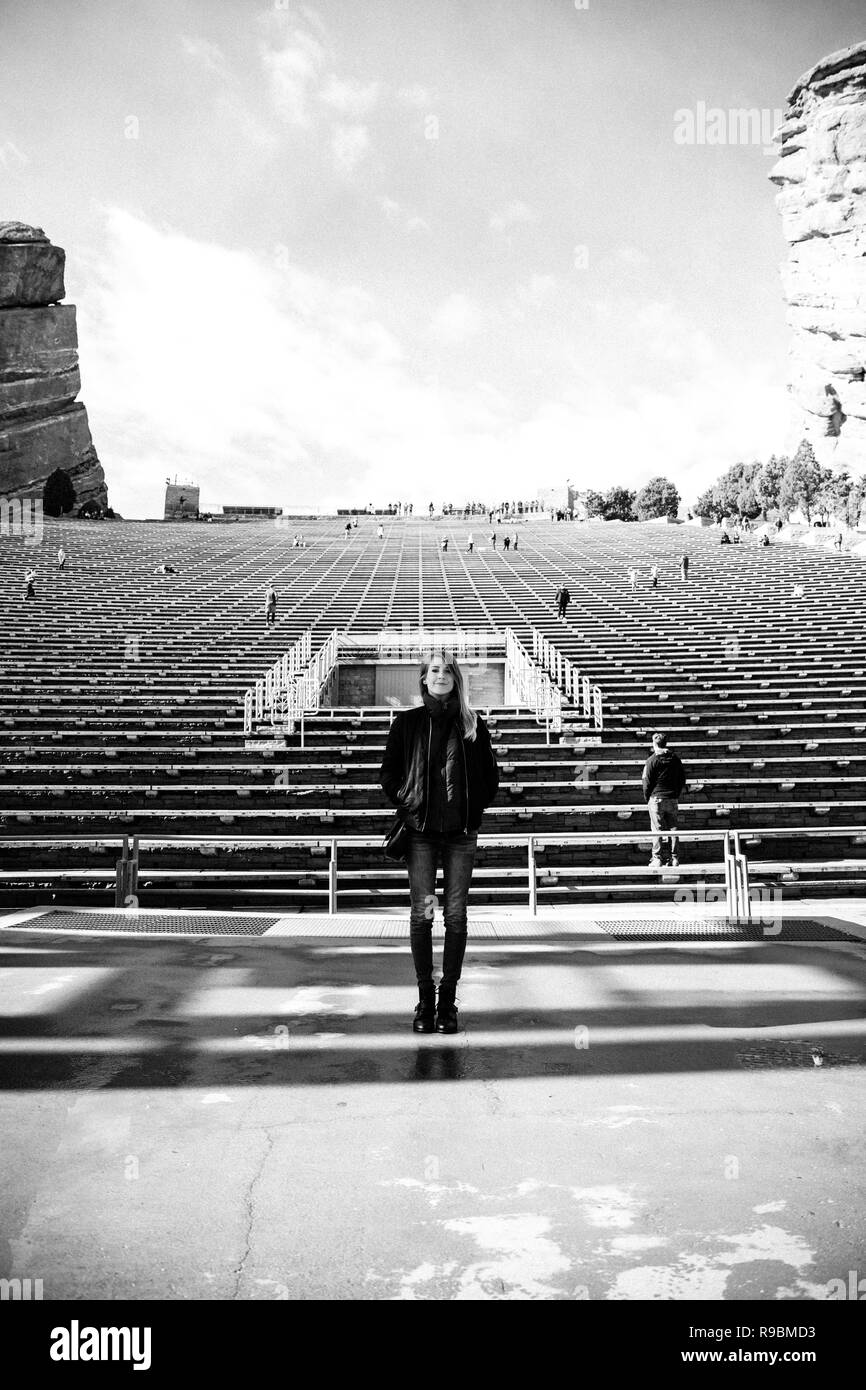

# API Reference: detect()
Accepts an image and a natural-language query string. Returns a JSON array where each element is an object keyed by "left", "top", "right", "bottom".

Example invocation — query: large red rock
[
  {"left": 0, "top": 305, "right": 81, "bottom": 421},
  {"left": 0, "top": 223, "right": 108, "bottom": 511},
  {"left": 0, "top": 404, "right": 105, "bottom": 495},
  {"left": 0, "top": 242, "right": 66, "bottom": 308},
  {"left": 771, "top": 41, "right": 866, "bottom": 472},
  {"left": 0, "top": 305, "right": 79, "bottom": 378},
  {"left": 0, "top": 222, "right": 48, "bottom": 243},
  {"left": 0, "top": 367, "right": 81, "bottom": 422}
]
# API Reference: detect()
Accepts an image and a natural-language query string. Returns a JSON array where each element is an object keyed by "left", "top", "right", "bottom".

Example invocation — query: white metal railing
[
  {"left": 531, "top": 626, "right": 603, "bottom": 730},
  {"left": 346, "top": 628, "right": 501, "bottom": 660},
  {"left": 245, "top": 625, "right": 599, "bottom": 736},
  {"left": 244, "top": 630, "right": 314, "bottom": 733},
  {"left": 269, "top": 629, "right": 341, "bottom": 742},
  {"left": 725, "top": 829, "right": 752, "bottom": 922},
  {"left": 506, "top": 628, "right": 562, "bottom": 741}
]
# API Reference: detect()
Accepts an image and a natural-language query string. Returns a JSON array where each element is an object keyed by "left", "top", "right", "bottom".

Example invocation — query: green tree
[
  {"left": 602, "top": 486, "right": 637, "bottom": 521},
  {"left": 755, "top": 454, "right": 787, "bottom": 518},
  {"left": 634, "top": 476, "right": 680, "bottom": 521},
  {"left": 779, "top": 440, "right": 827, "bottom": 522},
  {"left": 848, "top": 475, "right": 866, "bottom": 529},
  {"left": 42, "top": 468, "right": 76, "bottom": 517},
  {"left": 816, "top": 469, "right": 852, "bottom": 526},
  {"left": 711, "top": 463, "right": 746, "bottom": 517},
  {"left": 736, "top": 481, "right": 762, "bottom": 520},
  {"left": 694, "top": 487, "right": 723, "bottom": 522},
  {"left": 582, "top": 489, "right": 606, "bottom": 519}
]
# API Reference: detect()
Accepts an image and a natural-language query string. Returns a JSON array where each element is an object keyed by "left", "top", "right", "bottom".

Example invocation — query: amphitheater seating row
[{"left": 1, "top": 513, "right": 865, "bottom": 909}]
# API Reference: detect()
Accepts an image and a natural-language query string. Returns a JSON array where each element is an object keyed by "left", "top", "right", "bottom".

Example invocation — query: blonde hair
[{"left": 419, "top": 649, "right": 478, "bottom": 741}]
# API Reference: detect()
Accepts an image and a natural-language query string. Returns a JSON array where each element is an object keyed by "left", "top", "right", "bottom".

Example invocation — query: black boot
[
  {"left": 413, "top": 983, "right": 436, "bottom": 1034},
  {"left": 435, "top": 983, "right": 459, "bottom": 1034}
]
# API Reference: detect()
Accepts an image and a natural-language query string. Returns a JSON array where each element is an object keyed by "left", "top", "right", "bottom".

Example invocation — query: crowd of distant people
[{"left": 441, "top": 499, "right": 542, "bottom": 519}]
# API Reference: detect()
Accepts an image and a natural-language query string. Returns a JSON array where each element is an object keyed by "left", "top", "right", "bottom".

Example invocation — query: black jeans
[{"left": 406, "top": 830, "right": 478, "bottom": 988}]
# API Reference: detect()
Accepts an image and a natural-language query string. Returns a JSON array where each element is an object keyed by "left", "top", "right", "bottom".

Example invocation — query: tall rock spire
[
  {"left": 0, "top": 222, "right": 108, "bottom": 511},
  {"left": 769, "top": 42, "right": 866, "bottom": 473}
]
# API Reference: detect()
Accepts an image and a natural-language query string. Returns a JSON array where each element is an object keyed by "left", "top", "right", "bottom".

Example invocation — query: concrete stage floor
[{"left": 1, "top": 902, "right": 865, "bottom": 1301}]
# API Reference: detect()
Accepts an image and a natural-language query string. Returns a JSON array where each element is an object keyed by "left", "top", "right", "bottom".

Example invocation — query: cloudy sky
[{"left": 1, "top": 0, "right": 863, "bottom": 517}]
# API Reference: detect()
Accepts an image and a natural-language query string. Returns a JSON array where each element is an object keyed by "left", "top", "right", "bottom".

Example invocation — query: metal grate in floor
[
  {"left": 4, "top": 912, "right": 863, "bottom": 943},
  {"left": 7, "top": 912, "right": 278, "bottom": 936},
  {"left": 594, "top": 918, "right": 863, "bottom": 942}
]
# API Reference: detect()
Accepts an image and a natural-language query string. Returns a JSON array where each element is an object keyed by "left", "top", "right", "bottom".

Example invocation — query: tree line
[
  {"left": 581, "top": 476, "right": 681, "bottom": 522},
  {"left": 694, "top": 440, "right": 866, "bottom": 527}
]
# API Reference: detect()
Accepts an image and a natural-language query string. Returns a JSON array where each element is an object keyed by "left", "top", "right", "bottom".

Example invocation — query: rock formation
[
  {"left": 770, "top": 42, "right": 866, "bottom": 473},
  {"left": 0, "top": 222, "right": 108, "bottom": 510}
]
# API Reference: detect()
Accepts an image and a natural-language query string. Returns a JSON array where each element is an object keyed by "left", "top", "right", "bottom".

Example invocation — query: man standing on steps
[
  {"left": 642, "top": 732, "right": 687, "bottom": 869},
  {"left": 557, "top": 585, "right": 571, "bottom": 620},
  {"left": 265, "top": 582, "right": 277, "bottom": 628}
]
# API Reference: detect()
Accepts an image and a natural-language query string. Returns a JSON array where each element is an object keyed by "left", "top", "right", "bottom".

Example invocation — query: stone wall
[
  {"left": 336, "top": 665, "right": 377, "bottom": 705},
  {"left": 0, "top": 222, "right": 108, "bottom": 510}
]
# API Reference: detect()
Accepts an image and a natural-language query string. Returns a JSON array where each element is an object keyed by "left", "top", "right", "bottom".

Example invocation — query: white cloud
[
  {"left": 260, "top": 31, "right": 326, "bottom": 127},
  {"left": 631, "top": 300, "right": 715, "bottom": 368},
  {"left": 0, "top": 139, "right": 28, "bottom": 169},
  {"left": 514, "top": 274, "right": 559, "bottom": 310},
  {"left": 490, "top": 201, "right": 541, "bottom": 233},
  {"left": 77, "top": 210, "right": 498, "bottom": 515},
  {"left": 181, "top": 36, "right": 233, "bottom": 82},
  {"left": 380, "top": 197, "right": 430, "bottom": 234},
  {"left": 76, "top": 213, "right": 789, "bottom": 519},
  {"left": 612, "top": 245, "right": 650, "bottom": 268},
  {"left": 298, "top": 5, "right": 329, "bottom": 40},
  {"left": 320, "top": 75, "right": 380, "bottom": 117},
  {"left": 332, "top": 123, "right": 370, "bottom": 173},
  {"left": 429, "top": 294, "right": 485, "bottom": 343}
]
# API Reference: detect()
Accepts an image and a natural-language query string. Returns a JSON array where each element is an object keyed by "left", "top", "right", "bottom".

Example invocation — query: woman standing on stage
[{"left": 379, "top": 651, "right": 499, "bottom": 1034}]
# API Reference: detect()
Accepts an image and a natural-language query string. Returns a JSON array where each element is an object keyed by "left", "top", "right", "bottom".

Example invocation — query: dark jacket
[
  {"left": 379, "top": 694, "right": 500, "bottom": 834},
  {"left": 642, "top": 749, "right": 687, "bottom": 802}
]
